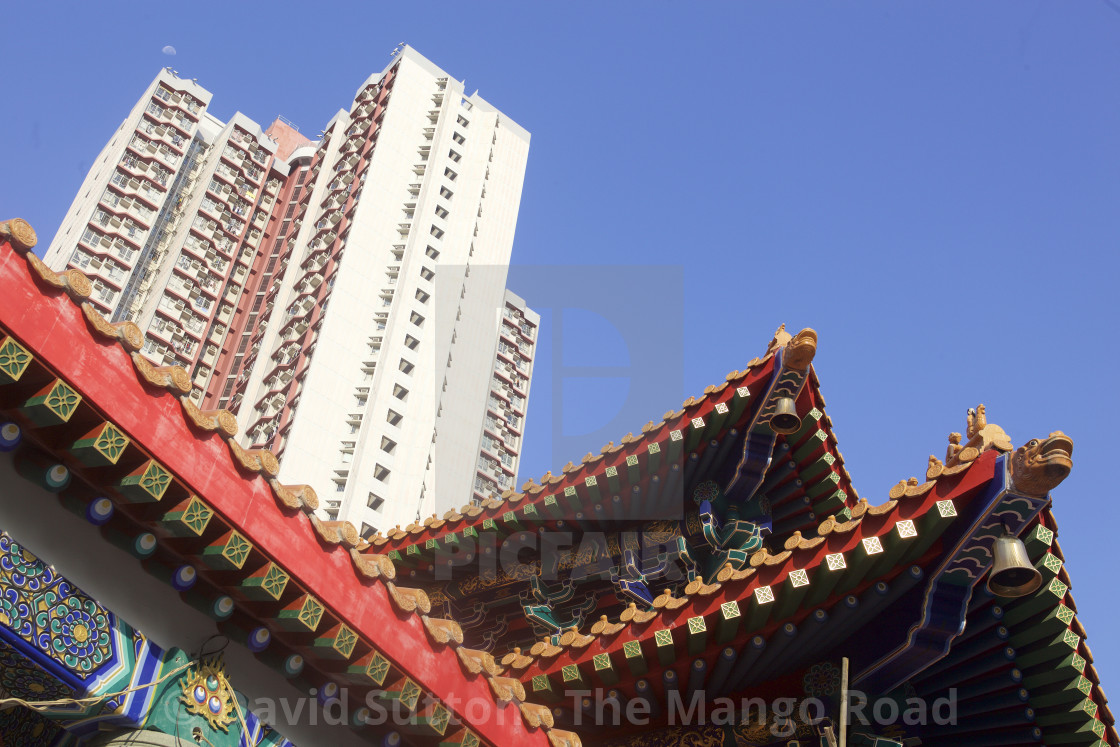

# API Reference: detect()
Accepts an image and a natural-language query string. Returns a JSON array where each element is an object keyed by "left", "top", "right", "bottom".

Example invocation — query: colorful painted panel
[{"left": 0, "top": 530, "right": 297, "bottom": 747}]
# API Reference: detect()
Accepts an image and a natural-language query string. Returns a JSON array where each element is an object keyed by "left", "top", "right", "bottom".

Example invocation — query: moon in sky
[{"left": 162, "top": 45, "right": 177, "bottom": 56}]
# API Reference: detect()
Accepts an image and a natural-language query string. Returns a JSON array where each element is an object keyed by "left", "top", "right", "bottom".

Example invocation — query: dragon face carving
[
  {"left": 1008, "top": 431, "right": 1073, "bottom": 497},
  {"left": 783, "top": 328, "right": 818, "bottom": 370}
]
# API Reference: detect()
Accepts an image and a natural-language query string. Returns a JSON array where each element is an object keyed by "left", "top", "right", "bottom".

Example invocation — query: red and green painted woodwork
[
  {"left": 0, "top": 336, "right": 33, "bottom": 386},
  {"left": 692, "top": 480, "right": 764, "bottom": 581},
  {"left": 513, "top": 495, "right": 964, "bottom": 707},
  {"left": 0, "top": 529, "right": 297, "bottom": 746},
  {"left": 241, "top": 561, "right": 290, "bottom": 601},
  {"left": 400, "top": 699, "right": 453, "bottom": 738},
  {"left": 20, "top": 379, "right": 81, "bottom": 427},
  {"left": 117, "top": 459, "right": 173, "bottom": 503},
  {"left": 202, "top": 529, "right": 254, "bottom": 571},
  {"left": 69, "top": 422, "right": 130, "bottom": 467},
  {"left": 385, "top": 386, "right": 756, "bottom": 566},
  {"left": 908, "top": 519, "right": 1106, "bottom": 746},
  {"left": 1000, "top": 525, "right": 1104, "bottom": 745},
  {"left": 347, "top": 649, "right": 391, "bottom": 687},
  {"left": 161, "top": 495, "right": 214, "bottom": 537},
  {"left": 275, "top": 593, "right": 325, "bottom": 633}
]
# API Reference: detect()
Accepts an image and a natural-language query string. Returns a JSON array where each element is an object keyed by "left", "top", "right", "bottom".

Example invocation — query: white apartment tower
[
  {"left": 44, "top": 70, "right": 295, "bottom": 401},
  {"left": 44, "top": 48, "right": 537, "bottom": 538}
]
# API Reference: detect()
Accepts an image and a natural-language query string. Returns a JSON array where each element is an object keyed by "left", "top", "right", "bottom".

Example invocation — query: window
[
  {"left": 429, "top": 226, "right": 444, "bottom": 240},
  {"left": 392, "top": 384, "right": 409, "bottom": 401},
  {"left": 425, "top": 246, "right": 440, "bottom": 260},
  {"left": 415, "top": 289, "right": 430, "bottom": 304},
  {"left": 444, "top": 167, "right": 457, "bottom": 181},
  {"left": 452, "top": 132, "right": 465, "bottom": 145},
  {"left": 439, "top": 186, "right": 453, "bottom": 200},
  {"left": 386, "top": 409, "right": 403, "bottom": 426},
  {"left": 457, "top": 114, "right": 469, "bottom": 127},
  {"left": 373, "top": 464, "right": 390, "bottom": 482},
  {"left": 420, "top": 267, "right": 435, "bottom": 282},
  {"left": 399, "top": 359, "right": 414, "bottom": 374},
  {"left": 434, "top": 205, "right": 449, "bottom": 220},
  {"left": 448, "top": 150, "right": 461, "bottom": 163},
  {"left": 380, "top": 437, "right": 397, "bottom": 454},
  {"left": 410, "top": 311, "right": 425, "bottom": 327},
  {"left": 404, "top": 335, "right": 420, "bottom": 350},
  {"left": 367, "top": 493, "right": 385, "bottom": 511}
]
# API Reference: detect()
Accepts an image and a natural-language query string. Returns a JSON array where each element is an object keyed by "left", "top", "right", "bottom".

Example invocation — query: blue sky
[{"left": 3, "top": 2, "right": 1118, "bottom": 679}]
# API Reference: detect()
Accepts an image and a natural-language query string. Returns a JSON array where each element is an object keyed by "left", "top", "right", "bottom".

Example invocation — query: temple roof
[{"left": 0, "top": 216, "right": 1113, "bottom": 747}]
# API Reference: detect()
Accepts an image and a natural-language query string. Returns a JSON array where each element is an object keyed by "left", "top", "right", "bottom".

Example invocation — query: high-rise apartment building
[{"left": 44, "top": 47, "right": 536, "bottom": 538}]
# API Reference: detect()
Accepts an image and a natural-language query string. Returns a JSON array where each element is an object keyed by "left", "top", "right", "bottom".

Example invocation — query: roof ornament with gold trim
[
  {"left": 80, "top": 302, "right": 144, "bottom": 351},
  {"left": 131, "top": 353, "right": 192, "bottom": 395},
  {"left": 25, "top": 253, "right": 91, "bottom": 301},
  {"left": 947, "top": 404, "right": 1013, "bottom": 467},
  {"left": 309, "top": 516, "right": 360, "bottom": 547},
  {"left": 589, "top": 614, "right": 625, "bottom": 637},
  {"left": 348, "top": 548, "right": 396, "bottom": 581},
  {"left": 487, "top": 675, "right": 526, "bottom": 702},
  {"left": 1008, "top": 431, "right": 1074, "bottom": 497},
  {"left": 783, "top": 328, "right": 819, "bottom": 370},
  {"left": 0, "top": 218, "right": 37, "bottom": 252},
  {"left": 499, "top": 646, "right": 533, "bottom": 671},
  {"left": 422, "top": 615, "right": 464, "bottom": 646},
  {"left": 386, "top": 582, "right": 431, "bottom": 615},
  {"left": 268, "top": 480, "right": 318, "bottom": 511},
  {"left": 180, "top": 398, "right": 239, "bottom": 438},
  {"left": 520, "top": 701, "right": 554, "bottom": 729}
]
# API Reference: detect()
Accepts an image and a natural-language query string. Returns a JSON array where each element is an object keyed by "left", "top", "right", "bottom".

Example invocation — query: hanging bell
[
  {"left": 987, "top": 531, "right": 1043, "bottom": 597},
  {"left": 770, "top": 397, "right": 802, "bottom": 435}
]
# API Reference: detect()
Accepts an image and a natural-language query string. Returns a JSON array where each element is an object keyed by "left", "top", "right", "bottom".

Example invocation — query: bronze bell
[
  {"left": 987, "top": 531, "right": 1043, "bottom": 597},
  {"left": 770, "top": 397, "right": 801, "bottom": 435}
]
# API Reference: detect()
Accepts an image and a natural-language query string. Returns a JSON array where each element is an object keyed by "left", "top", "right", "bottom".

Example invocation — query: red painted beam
[{"left": 0, "top": 244, "right": 547, "bottom": 747}]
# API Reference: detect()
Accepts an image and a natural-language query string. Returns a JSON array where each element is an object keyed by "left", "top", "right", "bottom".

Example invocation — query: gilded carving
[
  {"left": 1009, "top": 432, "right": 1074, "bottom": 497},
  {"left": 131, "top": 352, "right": 192, "bottom": 395},
  {"left": 588, "top": 613, "right": 624, "bottom": 637},
  {"left": 487, "top": 675, "right": 526, "bottom": 702},
  {"left": 783, "top": 328, "right": 819, "bottom": 370},
  {"left": 268, "top": 480, "right": 317, "bottom": 511},
  {"left": 0, "top": 218, "right": 37, "bottom": 252},
  {"left": 180, "top": 397, "right": 239, "bottom": 438},
  {"left": 80, "top": 303, "right": 144, "bottom": 351},
  {"left": 458, "top": 647, "right": 501, "bottom": 676},
  {"left": 349, "top": 549, "right": 396, "bottom": 581},
  {"left": 309, "top": 516, "right": 360, "bottom": 547},
  {"left": 947, "top": 405, "right": 1013, "bottom": 467},
  {"left": 547, "top": 729, "right": 584, "bottom": 747},
  {"left": 519, "top": 701, "right": 554, "bottom": 728},
  {"left": 423, "top": 615, "right": 464, "bottom": 646},
  {"left": 619, "top": 603, "right": 657, "bottom": 625},
  {"left": 386, "top": 583, "right": 431, "bottom": 615},
  {"left": 228, "top": 439, "right": 280, "bottom": 477},
  {"left": 179, "top": 657, "right": 236, "bottom": 732}
]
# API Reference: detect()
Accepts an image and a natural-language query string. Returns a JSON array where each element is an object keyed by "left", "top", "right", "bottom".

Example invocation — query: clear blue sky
[{"left": 3, "top": 2, "right": 1118, "bottom": 679}]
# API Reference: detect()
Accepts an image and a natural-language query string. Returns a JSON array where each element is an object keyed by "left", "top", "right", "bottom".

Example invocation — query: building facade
[{"left": 43, "top": 48, "right": 536, "bottom": 536}]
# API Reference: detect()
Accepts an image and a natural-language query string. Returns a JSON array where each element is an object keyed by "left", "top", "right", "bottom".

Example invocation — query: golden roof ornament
[{"left": 947, "top": 405, "right": 1013, "bottom": 467}]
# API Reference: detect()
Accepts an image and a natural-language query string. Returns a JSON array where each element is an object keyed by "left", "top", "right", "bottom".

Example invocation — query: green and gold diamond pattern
[
  {"left": 262, "top": 564, "right": 289, "bottom": 601},
  {"left": 297, "top": 596, "right": 324, "bottom": 632},
  {"left": 0, "top": 337, "right": 32, "bottom": 384}
]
